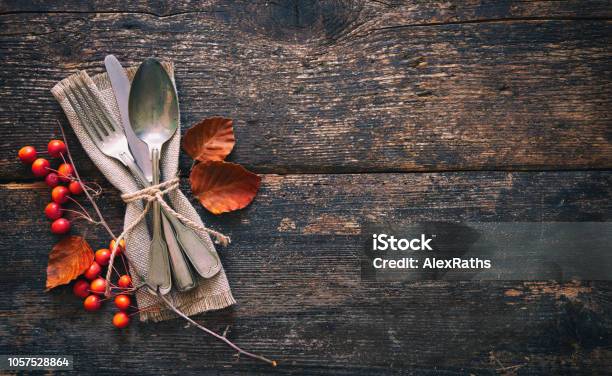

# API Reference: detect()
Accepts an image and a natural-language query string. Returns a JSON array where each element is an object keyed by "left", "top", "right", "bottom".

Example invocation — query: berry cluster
[
  {"left": 73, "top": 238, "right": 134, "bottom": 328},
  {"left": 20, "top": 141, "right": 135, "bottom": 328},
  {"left": 18, "top": 141, "right": 86, "bottom": 235}
]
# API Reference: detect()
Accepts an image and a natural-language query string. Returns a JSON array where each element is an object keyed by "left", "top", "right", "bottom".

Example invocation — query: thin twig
[
  {"left": 84, "top": 181, "right": 103, "bottom": 197},
  {"left": 60, "top": 208, "right": 94, "bottom": 222},
  {"left": 157, "top": 292, "right": 277, "bottom": 367},
  {"left": 496, "top": 364, "right": 525, "bottom": 372},
  {"left": 65, "top": 212, "right": 103, "bottom": 225},
  {"left": 66, "top": 196, "right": 95, "bottom": 222},
  {"left": 57, "top": 120, "right": 115, "bottom": 239}
]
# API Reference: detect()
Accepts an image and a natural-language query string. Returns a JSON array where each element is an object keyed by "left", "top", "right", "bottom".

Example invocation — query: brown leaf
[
  {"left": 190, "top": 161, "right": 261, "bottom": 214},
  {"left": 46, "top": 236, "right": 94, "bottom": 291},
  {"left": 182, "top": 117, "right": 235, "bottom": 162}
]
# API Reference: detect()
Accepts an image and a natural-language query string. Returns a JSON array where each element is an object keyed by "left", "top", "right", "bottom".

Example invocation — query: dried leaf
[
  {"left": 46, "top": 236, "right": 94, "bottom": 291},
  {"left": 182, "top": 117, "right": 235, "bottom": 162},
  {"left": 190, "top": 161, "right": 261, "bottom": 214}
]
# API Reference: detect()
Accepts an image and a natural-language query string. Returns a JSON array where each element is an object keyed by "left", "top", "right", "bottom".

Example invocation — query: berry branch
[
  {"left": 157, "top": 292, "right": 277, "bottom": 367},
  {"left": 58, "top": 120, "right": 115, "bottom": 239}
]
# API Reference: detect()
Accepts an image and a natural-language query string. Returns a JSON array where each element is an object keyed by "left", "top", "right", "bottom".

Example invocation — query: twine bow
[{"left": 103, "top": 177, "right": 230, "bottom": 296}]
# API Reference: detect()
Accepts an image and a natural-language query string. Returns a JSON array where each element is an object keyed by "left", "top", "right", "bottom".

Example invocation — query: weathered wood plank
[
  {"left": 0, "top": 171, "right": 610, "bottom": 373},
  {"left": 2, "top": 0, "right": 611, "bottom": 23},
  {"left": 1, "top": 10, "right": 611, "bottom": 179}
]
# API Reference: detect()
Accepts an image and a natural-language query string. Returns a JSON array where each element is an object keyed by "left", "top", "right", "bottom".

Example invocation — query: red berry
[
  {"left": 95, "top": 249, "right": 111, "bottom": 266},
  {"left": 109, "top": 239, "right": 126, "bottom": 255},
  {"left": 73, "top": 279, "right": 90, "bottom": 298},
  {"left": 68, "top": 181, "right": 84, "bottom": 195},
  {"left": 90, "top": 277, "right": 107, "bottom": 295},
  {"left": 112, "top": 311, "right": 130, "bottom": 328},
  {"left": 51, "top": 218, "right": 70, "bottom": 234},
  {"left": 118, "top": 275, "right": 132, "bottom": 288},
  {"left": 84, "top": 262, "right": 101, "bottom": 280},
  {"left": 44, "top": 202, "right": 62, "bottom": 220},
  {"left": 83, "top": 295, "right": 102, "bottom": 311},
  {"left": 57, "top": 163, "right": 74, "bottom": 182},
  {"left": 114, "top": 294, "right": 131, "bottom": 311},
  {"left": 18, "top": 146, "right": 37, "bottom": 164},
  {"left": 47, "top": 140, "right": 67, "bottom": 158},
  {"left": 44, "top": 173, "right": 60, "bottom": 188},
  {"left": 51, "top": 185, "right": 70, "bottom": 204},
  {"left": 31, "top": 158, "right": 50, "bottom": 177}
]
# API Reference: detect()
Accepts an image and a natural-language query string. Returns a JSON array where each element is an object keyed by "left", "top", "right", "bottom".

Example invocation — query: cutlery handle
[
  {"left": 146, "top": 234, "right": 172, "bottom": 294},
  {"left": 119, "top": 152, "right": 149, "bottom": 187},
  {"left": 165, "top": 214, "right": 222, "bottom": 279},
  {"left": 161, "top": 212, "right": 196, "bottom": 291},
  {"left": 146, "top": 148, "right": 172, "bottom": 294}
]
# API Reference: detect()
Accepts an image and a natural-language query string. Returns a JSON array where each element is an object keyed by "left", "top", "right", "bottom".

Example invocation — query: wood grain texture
[
  {"left": 2, "top": 0, "right": 612, "bottom": 22},
  {"left": 0, "top": 171, "right": 610, "bottom": 374},
  {"left": 1, "top": 1, "right": 611, "bottom": 374},
  {"left": 1, "top": 1, "right": 611, "bottom": 179}
]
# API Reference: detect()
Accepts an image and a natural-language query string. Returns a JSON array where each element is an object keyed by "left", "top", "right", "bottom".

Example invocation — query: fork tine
[
  {"left": 72, "top": 79, "right": 115, "bottom": 136},
  {"left": 64, "top": 88, "right": 105, "bottom": 143},
  {"left": 75, "top": 75, "right": 121, "bottom": 133}
]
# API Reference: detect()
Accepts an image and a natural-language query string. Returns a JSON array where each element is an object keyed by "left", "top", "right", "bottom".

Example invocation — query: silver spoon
[
  {"left": 130, "top": 59, "right": 221, "bottom": 281},
  {"left": 129, "top": 59, "right": 221, "bottom": 294},
  {"left": 129, "top": 58, "right": 178, "bottom": 294}
]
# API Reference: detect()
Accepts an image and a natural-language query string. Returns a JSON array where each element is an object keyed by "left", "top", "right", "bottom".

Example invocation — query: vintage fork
[
  {"left": 63, "top": 74, "right": 202, "bottom": 293},
  {"left": 66, "top": 77, "right": 148, "bottom": 184}
]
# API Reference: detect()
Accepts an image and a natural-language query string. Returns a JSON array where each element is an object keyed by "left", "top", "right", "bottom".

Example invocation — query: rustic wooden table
[{"left": 1, "top": 1, "right": 611, "bottom": 374}]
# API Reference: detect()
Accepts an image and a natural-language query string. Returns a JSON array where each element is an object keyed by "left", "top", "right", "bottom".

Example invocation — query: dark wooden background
[{"left": 1, "top": 1, "right": 611, "bottom": 374}]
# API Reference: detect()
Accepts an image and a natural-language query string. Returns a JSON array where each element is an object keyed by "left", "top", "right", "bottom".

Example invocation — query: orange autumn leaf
[
  {"left": 46, "top": 236, "right": 94, "bottom": 291},
  {"left": 182, "top": 117, "right": 235, "bottom": 162},
  {"left": 190, "top": 161, "right": 261, "bottom": 214}
]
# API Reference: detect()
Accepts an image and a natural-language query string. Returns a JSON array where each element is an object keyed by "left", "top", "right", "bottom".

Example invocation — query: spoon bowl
[{"left": 129, "top": 58, "right": 179, "bottom": 153}]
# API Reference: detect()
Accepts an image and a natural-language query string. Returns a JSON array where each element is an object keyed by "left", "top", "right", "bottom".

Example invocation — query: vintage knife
[{"left": 104, "top": 55, "right": 152, "bottom": 182}]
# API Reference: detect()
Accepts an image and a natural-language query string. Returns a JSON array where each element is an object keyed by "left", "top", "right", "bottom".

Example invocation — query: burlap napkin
[{"left": 51, "top": 62, "right": 235, "bottom": 322}]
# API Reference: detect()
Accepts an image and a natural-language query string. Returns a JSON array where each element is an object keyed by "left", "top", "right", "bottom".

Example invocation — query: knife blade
[{"left": 104, "top": 55, "right": 152, "bottom": 182}]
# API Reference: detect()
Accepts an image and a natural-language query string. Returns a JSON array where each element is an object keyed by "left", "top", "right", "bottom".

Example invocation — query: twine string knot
[{"left": 103, "top": 177, "right": 230, "bottom": 296}]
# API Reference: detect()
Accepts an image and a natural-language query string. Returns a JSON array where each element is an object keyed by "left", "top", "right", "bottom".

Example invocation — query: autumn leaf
[
  {"left": 190, "top": 161, "right": 261, "bottom": 214},
  {"left": 182, "top": 117, "right": 235, "bottom": 162},
  {"left": 46, "top": 236, "right": 94, "bottom": 291}
]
